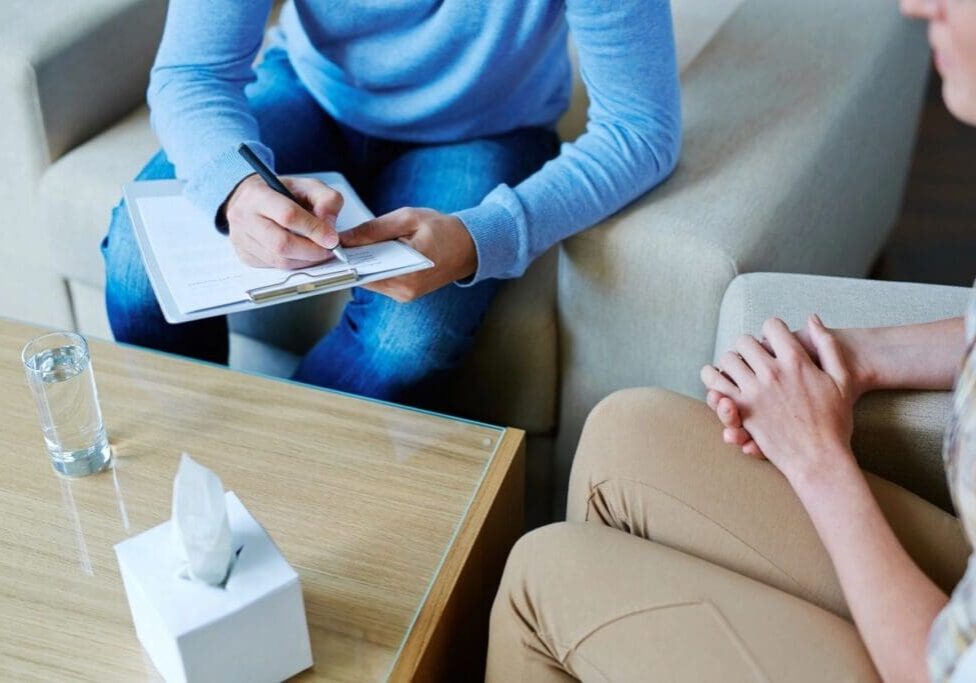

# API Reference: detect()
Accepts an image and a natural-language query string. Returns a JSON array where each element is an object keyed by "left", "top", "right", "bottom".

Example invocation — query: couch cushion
[
  {"left": 445, "top": 249, "right": 559, "bottom": 432},
  {"left": 0, "top": 0, "right": 163, "bottom": 261},
  {"left": 41, "top": 106, "right": 158, "bottom": 289}
]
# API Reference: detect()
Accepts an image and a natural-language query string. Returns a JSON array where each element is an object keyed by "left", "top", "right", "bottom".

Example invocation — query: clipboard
[{"left": 124, "top": 173, "right": 433, "bottom": 324}]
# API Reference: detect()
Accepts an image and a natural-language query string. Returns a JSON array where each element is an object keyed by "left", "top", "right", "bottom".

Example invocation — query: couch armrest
[
  {"left": 0, "top": 0, "right": 165, "bottom": 257},
  {"left": 715, "top": 273, "right": 970, "bottom": 510},
  {"left": 1, "top": 0, "right": 165, "bottom": 163}
]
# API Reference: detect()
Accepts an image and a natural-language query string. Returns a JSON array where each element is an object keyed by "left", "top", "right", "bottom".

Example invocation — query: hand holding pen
[{"left": 222, "top": 143, "right": 348, "bottom": 269}]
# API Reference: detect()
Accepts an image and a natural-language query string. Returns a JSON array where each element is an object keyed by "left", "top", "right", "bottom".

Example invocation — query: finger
[
  {"left": 723, "top": 427, "right": 751, "bottom": 446},
  {"left": 234, "top": 236, "right": 314, "bottom": 270},
  {"left": 342, "top": 209, "right": 415, "bottom": 247},
  {"left": 260, "top": 190, "right": 340, "bottom": 250},
  {"left": 706, "top": 389, "right": 720, "bottom": 411},
  {"left": 735, "top": 335, "right": 773, "bottom": 376},
  {"left": 285, "top": 177, "right": 344, "bottom": 224},
  {"left": 807, "top": 314, "right": 851, "bottom": 386},
  {"left": 248, "top": 216, "right": 334, "bottom": 262},
  {"left": 361, "top": 278, "right": 410, "bottom": 303},
  {"left": 761, "top": 317, "right": 806, "bottom": 362},
  {"left": 793, "top": 325, "right": 818, "bottom": 362},
  {"left": 716, "top": 396, "right": 742, "bottom": 428},
  {"left": 241, "top": 232, "right": 321, "bottom": 270},
  {"left": 742, "top": 441, "right": 765, "bottom": 459},
  {"left": 718, "top": 350, "right": 755, "bottom": 389},
  {"left": 233, "top": 241, "right": 264, "bottom": 268},
  {"left": 700, "top": 365, "right": 739, "bottom": 396}
]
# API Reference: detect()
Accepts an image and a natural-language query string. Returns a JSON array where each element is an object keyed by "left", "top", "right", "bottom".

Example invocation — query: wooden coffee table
[{"left": 0, "top": 320, "right": 524, "bottom": 682}]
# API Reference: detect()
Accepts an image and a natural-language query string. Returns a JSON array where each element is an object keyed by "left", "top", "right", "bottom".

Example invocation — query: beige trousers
[{"left": 487, "top": 388, "right": 971, "bottom": 682}]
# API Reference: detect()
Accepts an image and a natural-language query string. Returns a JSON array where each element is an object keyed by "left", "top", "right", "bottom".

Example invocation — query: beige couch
[{"left": 1, "top": 0, "right": 930, "bottom": 521}]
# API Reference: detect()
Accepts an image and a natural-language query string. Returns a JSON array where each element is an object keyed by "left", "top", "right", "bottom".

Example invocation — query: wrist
[
  {"left": 225, "top": 173, "right": 259, "bottom": 211},
  {"left": 455, "top": 218, "right": 478, "bottom": 279},
  {"left": 217, "top": 173, "right": 258, "bottom": 233},
  {"left": 838, "top": 327, "right": 882, "bottom": 396},
  {"left": 786, "top": 444, "right": 862, "bottom": 501}
]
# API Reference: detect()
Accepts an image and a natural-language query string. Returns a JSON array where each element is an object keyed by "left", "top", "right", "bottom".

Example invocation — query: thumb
[
  {"left": 341, "top": 211, "right": 414, "bottom": 247},
  {"left": 807, "top": 314, "right": 850, "bottom": 388}
]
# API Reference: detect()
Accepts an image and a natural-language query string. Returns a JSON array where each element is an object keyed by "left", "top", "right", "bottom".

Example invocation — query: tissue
[{"left": 171, "top": 453, "right": 233, "bottom": 585}]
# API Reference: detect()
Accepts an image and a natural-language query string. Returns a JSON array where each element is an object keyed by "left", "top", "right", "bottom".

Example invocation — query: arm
[
  {"left": 713, "top": 316, "right": 946, "bottom": 682},
  {"left": 794, "top": 453, "right": 947, "bottom": 683},
  {"left": 148, "top": 1, "right": 341, "bottom": 267},
  {"left": 453, "top": 0, "right": 681, "bottom": 285},
  {"left": 148, "top": 0, "right": 274, "bottom": 218},
  {"left": 833, "top": 318, "right": 964, "bottom": 393},
  {"left": 343, "top": 0, "right": 683, "bottom": 300}
]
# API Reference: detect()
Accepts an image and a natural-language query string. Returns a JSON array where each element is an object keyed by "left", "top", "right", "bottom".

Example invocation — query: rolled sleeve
[
  {"left": 452, "top": 185, "right": 526, "bottom": 285},
  {"left": 184, "top": 140, "right": 273, "bottom": 230}
]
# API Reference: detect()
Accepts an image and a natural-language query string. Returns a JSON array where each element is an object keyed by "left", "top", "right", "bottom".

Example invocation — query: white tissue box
[{"left": 115, "top": 491, "right": 313, "bottom": 682}]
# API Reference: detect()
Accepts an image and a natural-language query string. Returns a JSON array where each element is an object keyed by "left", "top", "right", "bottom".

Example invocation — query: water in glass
[{"left": 24, "top": 339, "right": 110, "bottom": 476}]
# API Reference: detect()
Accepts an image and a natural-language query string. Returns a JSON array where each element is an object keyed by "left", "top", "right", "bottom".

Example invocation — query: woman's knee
[
  {"left": 567, "top": 388, "right": 718, "bottom": 522},
  {"left": 491, "top": 523, "right": 584, "bottom": 635},
  {"left": 569, "top": 389, "right": 681, "bottom": 484},
  {"left": 488, "top": 523, "right": 588, "bottom": 682}
]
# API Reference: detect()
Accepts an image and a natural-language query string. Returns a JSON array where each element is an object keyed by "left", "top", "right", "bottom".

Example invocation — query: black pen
[{"left": 237, "top": 142, "right": 349, "bottom": 264}]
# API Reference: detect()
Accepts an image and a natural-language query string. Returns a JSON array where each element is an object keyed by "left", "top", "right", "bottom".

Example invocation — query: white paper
[
  {"left": 171, "top": 454, "right": 233, "bottom": 586},
  {"left": 134, "top": 173, "right": 426, "bottom": 315}
]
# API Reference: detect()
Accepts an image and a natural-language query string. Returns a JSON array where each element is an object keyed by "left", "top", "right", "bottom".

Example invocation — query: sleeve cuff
[
  {"left": 183, "top": 140, "right": 274, "bottom": 232},
  {"left": 452, "top": 187, "right": 523, "bottom": 286}
]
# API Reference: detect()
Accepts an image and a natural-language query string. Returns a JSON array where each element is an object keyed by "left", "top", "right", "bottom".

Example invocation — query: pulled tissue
[{"left": 171, "top": 453, "right": 233, "bottom": 586}]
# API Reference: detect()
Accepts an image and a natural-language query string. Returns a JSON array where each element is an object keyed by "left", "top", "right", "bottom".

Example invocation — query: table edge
[{"left": 387, "top": 426, "right": 526, "bottom": 680}]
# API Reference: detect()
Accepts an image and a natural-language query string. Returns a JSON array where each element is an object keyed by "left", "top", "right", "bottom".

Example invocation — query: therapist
[{"left": 101, "top": 1, "right": 681, "bottom": 406}]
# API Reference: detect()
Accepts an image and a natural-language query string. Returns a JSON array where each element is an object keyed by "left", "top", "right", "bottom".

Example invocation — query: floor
[{"left": 875, "top": 70, "right": 976, "bottom": 287}]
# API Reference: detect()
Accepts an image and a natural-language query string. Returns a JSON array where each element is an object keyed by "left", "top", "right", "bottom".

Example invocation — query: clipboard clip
[{"left": 246, "top": 267, "right": 359, "bottom": 303}]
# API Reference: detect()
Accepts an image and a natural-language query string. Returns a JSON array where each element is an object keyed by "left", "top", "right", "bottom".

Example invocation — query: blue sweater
[{"left": 148, "top": 0, "right": 681, "bottom": 285}]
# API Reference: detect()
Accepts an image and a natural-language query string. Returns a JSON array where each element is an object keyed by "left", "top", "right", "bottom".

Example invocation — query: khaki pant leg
[
  {"left": 487, "top": 522, "right": 879, "bottom": 683},
  {"left": 566, "top": 388, "right": 969, "bottom": 618}
]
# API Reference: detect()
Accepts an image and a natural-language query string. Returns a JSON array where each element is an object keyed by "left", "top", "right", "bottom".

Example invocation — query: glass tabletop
[{"left": 0, "top": 319, "right": 504, "bottom": 681}]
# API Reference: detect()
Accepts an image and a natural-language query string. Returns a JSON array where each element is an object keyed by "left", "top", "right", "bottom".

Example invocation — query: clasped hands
[
  {"left": 699, "top": 316, "right": 871, "bottom": 488},
  {"left": 225, "top": 175, "right": 477, "bottom": 302}
]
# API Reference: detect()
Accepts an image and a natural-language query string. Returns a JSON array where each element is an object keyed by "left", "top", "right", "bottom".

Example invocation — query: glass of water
[{"left": 22, "top": 331, "right": 111, "bottom": 476}]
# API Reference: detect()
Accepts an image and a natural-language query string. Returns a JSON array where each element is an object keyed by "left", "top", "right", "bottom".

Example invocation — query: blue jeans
[{"left": 102, "top": 48, "right": 558, "bottom": 408}]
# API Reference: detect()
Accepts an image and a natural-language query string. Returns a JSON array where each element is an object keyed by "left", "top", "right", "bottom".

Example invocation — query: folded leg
[
  {"left": 566, "top": 388, "right": 969, "bottom": 618},
  {"left": 488, "top": 522, "right": 880, "bottom": 682}
]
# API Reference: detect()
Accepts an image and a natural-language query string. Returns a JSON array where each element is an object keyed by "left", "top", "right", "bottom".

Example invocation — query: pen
[{"left": 237, "top": 142, "right": 349, "bottom": 264}]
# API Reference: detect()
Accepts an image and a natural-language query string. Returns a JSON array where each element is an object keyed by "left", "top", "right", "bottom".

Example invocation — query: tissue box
[{"left": 115, "top": 492, "right": 313, "bottom": 682}]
